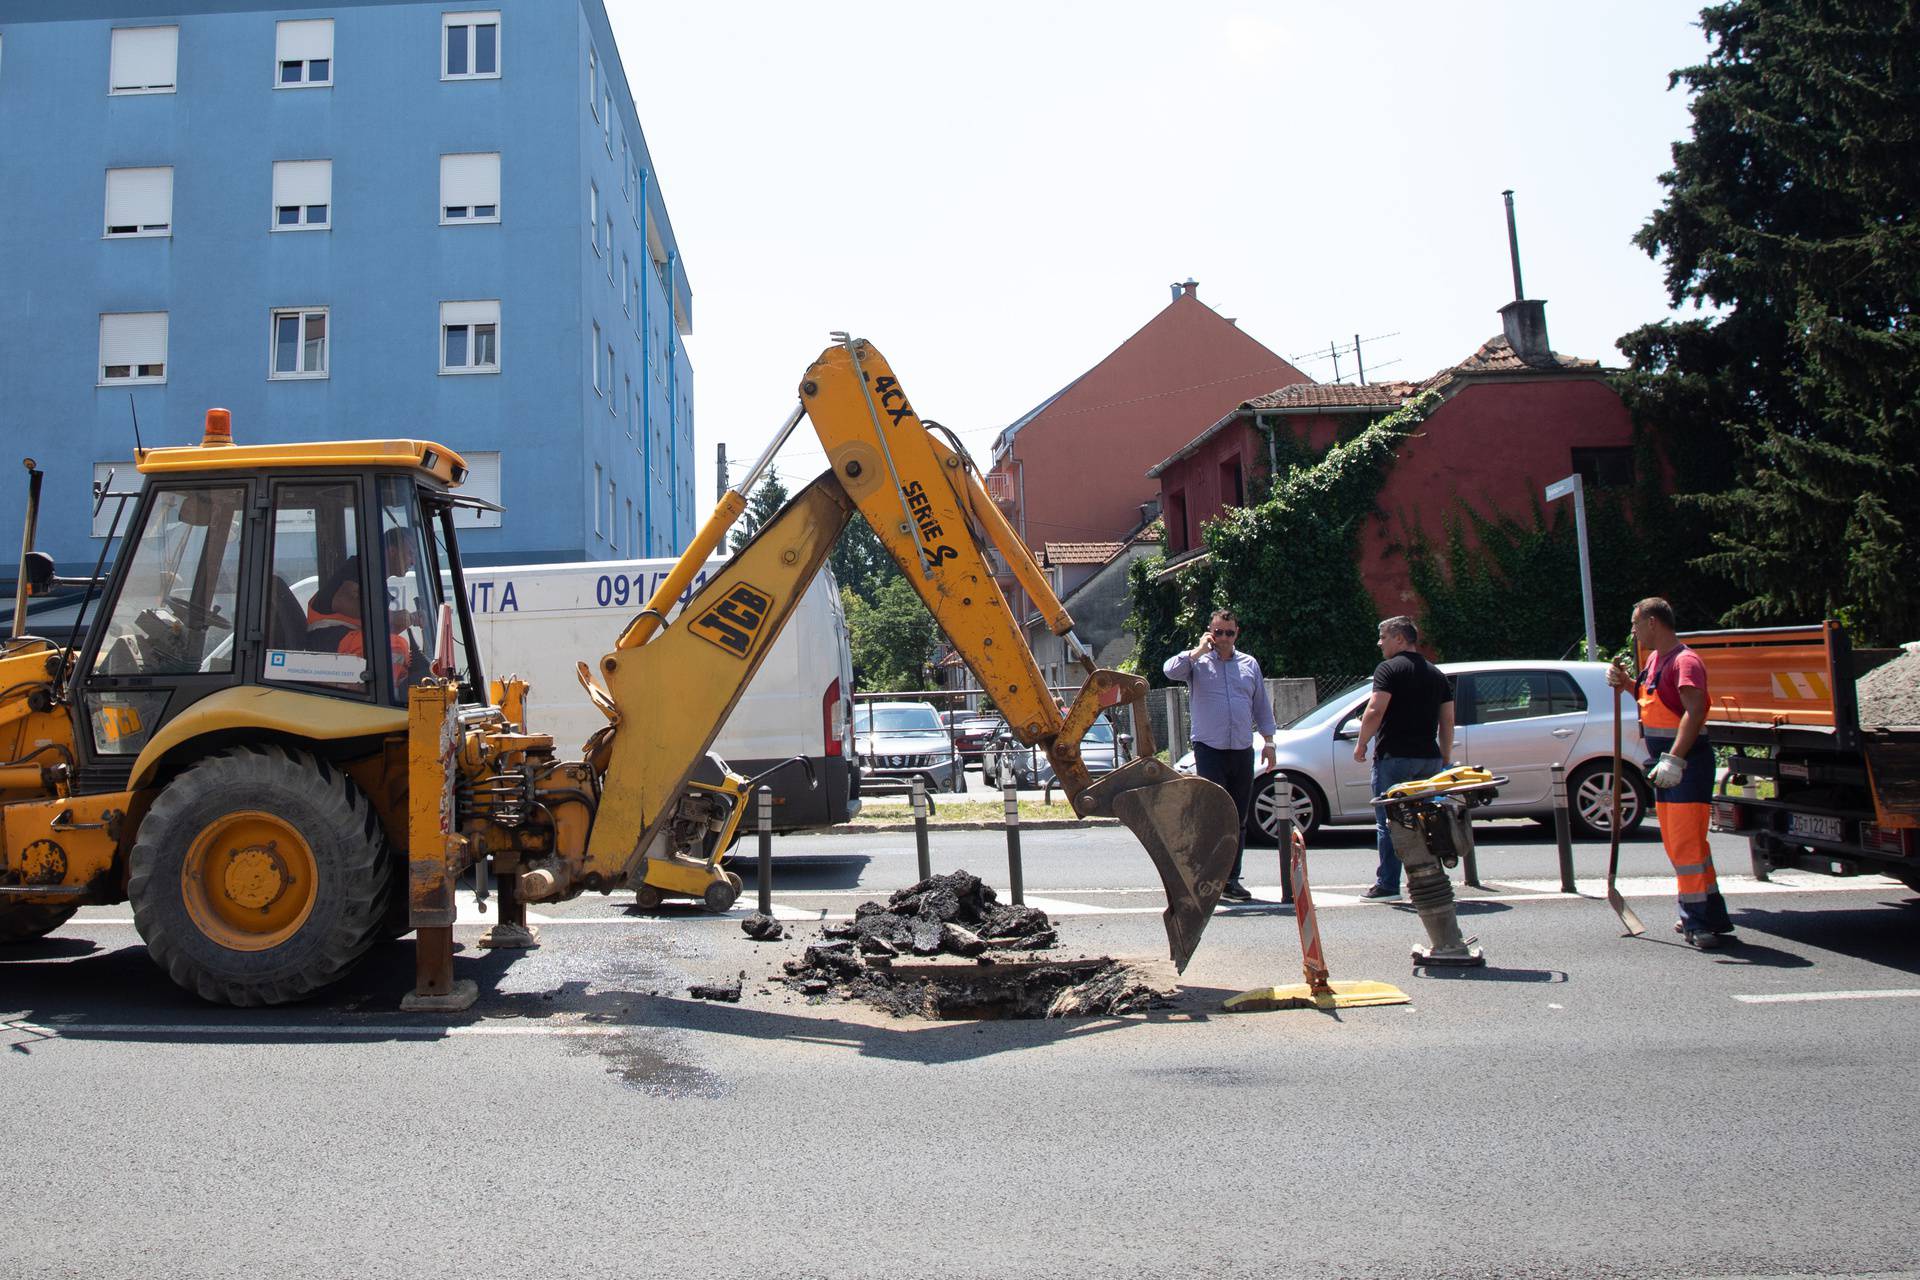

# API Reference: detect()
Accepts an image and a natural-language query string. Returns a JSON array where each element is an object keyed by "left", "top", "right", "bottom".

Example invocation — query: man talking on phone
[{"left": 1164, "top": 608, "right": 1278, "bottom": 901}]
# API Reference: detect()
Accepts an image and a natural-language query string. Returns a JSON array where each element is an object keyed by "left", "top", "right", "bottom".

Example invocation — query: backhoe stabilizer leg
[{"left": 1081, "top": 759, "right": 1240, "bottom": 972}]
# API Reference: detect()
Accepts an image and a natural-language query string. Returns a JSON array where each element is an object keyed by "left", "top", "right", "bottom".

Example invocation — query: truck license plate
[{"left": 1787, "top": 812, "right": 1845, "bottom": 844}]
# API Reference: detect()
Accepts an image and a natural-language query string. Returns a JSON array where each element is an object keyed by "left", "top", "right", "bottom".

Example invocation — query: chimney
[
  {"left": 1499, "top": 298, "right": 1553, "bottom": 366},
  {"left": 1498, "top": 191, "right": 1553, "bottom": 365}
]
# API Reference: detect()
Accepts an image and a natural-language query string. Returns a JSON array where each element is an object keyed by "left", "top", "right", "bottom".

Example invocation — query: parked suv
[
  {"left": 983, "top": 715, "right": 1123, "bottom": 789},
  {"left": 855, "top": 701, "right": 965, "bottom": 793},
  {"left": 1174, "top": 661, "right": 1650, "bottom": 842}
]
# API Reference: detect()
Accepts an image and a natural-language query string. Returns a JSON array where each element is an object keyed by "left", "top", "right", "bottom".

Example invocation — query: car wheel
[
  {"left": 1249, "top": 771, "right": 1323, "bottom": 844},
  {"left": 1568, "top": 759, "right": 1649, "bottom": 839}
]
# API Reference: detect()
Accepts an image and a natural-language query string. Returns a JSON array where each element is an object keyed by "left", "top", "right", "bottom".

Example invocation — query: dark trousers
[{"left": 1192, "top": 742, "right": 1255, "bottom": 880}]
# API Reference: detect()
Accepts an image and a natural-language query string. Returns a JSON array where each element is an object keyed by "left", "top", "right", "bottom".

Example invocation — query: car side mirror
[{"left": 1334, "top": 724, "right": 1358, "bottom": 741}]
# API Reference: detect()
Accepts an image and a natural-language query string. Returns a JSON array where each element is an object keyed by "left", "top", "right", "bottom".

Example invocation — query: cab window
[
  {"left": 91, "top": 485, "right": 244, "bottom": 679},
  {"left": 377, "top": 476, "right": 441, "bottom": 704},
  {"left": 264, "top": 481, "right": 371, "bottom": 694}
]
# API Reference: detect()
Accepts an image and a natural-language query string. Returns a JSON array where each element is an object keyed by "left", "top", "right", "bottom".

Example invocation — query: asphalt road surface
[{"left": 6, "top": 820, "right": 1918, "bottom": 1280}]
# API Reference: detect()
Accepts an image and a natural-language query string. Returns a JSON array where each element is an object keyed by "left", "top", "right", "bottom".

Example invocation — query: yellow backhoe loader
[{"left": 0, "top": 338, "right": 1241, "bottom": 1008}]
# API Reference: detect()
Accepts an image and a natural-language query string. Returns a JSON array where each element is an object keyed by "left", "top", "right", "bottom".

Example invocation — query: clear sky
[{"left": 608, "top": 1, "right": 1712, "bottom": 508}]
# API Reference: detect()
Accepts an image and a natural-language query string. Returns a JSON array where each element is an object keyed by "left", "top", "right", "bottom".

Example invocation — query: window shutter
[
  {"left": 275, "top": 19, "right": 333, "bottom": 61},
  {"left": 111, "top": 26, "right": 178, "bottom": 91},
  {"left": 454, "top": 451, "right": 503, "bottom": 529},
  {"left": 271, "top": 159, "right": 332, "bottom": 207},
  {"left": 442, "top": 299, "right": 499, "bottom": 327},
  {"left": 440, "top": 153, "right": 500, "bottom": 208},
  {"left": 105, "top": 167, "right": 173, "bottom": 230},
  {"left": 100, "top": 312, "right": 168, "bottom": 366}
]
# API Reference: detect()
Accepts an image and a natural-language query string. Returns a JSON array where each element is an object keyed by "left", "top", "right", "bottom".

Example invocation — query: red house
[
  {"left": 1149, "top": 300, "right": 1639, "bottom": 615},
  {"left": 985, "top": 281, "right": 1308, "bottom": 604}
]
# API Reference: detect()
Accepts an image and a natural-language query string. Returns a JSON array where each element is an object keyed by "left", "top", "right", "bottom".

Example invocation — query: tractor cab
[{"left": 71, "top": 409, "right": 488, "bottom": 782}]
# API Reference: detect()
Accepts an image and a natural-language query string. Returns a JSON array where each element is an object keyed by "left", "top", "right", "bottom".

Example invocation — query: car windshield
[
  {"left": 1084, "top": 719, "right": 1114, "bottom": 743},
  {"left": 1287, "top": 682, "right": 1371, "bottom": 730},
  {"left": 856, "top": 704, "right": 942, "bottom": 733}
]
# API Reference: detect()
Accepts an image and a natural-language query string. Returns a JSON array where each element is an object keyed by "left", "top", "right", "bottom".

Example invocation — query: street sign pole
[{"left": 1545, "top": 474, "right": 1598, "bottom": 661}]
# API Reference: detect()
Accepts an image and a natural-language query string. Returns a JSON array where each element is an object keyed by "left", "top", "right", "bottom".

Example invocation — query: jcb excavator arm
[{"left": 568, "top": 338, "right": 1242, "bottom": 970}]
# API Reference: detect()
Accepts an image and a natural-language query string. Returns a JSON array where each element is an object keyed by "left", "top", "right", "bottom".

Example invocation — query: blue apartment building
[{"left": 0, "top": 0, "right": 696, "bottom": 573}]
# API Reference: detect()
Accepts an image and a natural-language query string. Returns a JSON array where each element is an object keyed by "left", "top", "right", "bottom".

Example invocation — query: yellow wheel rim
[{"left": 179, "top": 811, "right": 318, "bottom": 952}]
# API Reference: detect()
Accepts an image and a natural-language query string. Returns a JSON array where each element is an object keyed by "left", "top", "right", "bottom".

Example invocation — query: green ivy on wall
[
  {"left": 1126, "top": 395, "right": 1436, "bottom": 684},
  {"left": 1404, "top": 432, "right": 1675, "bottom": 662}
]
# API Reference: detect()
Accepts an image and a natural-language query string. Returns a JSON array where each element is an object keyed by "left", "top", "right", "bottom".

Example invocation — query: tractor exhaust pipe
[{"left": 12, "top": 460, "right": 43, "bottom": 640}]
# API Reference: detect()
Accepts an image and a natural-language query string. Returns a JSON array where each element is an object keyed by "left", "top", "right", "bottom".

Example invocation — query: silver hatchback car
[{"left": 1175, "top": 661, "right": 1650, "bottom": 842}]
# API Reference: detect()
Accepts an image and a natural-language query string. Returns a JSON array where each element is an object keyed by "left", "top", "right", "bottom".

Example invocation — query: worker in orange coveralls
[{"left": 1608, "top": 596, "right": 1736, "bottom": 949}]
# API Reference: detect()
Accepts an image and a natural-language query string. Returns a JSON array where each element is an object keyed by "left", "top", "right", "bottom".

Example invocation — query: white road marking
[
  {"left": 1020, "top": 895, "right": 1121, "bottom": 915},
  {"left": 1732, "top": 989, "right": 1920, "bottom": 1005},
  {"left": 2, "top": 1021, "right": 632, "bottom": 1040}
]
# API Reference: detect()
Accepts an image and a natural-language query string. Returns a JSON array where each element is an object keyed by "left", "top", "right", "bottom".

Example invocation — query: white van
[{"left": 462, "top": 557, "right": 859, "bottom": 832}]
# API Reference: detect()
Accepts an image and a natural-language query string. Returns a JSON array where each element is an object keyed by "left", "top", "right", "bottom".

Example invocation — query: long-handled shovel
[{"left": 1608, "top": 686, "right": 1646, "bottom": 937}]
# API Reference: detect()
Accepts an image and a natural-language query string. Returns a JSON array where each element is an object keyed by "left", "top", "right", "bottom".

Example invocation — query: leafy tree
[
  {"left": 728, "top": 468, "right": 790, "bottom": 553},
  {"left": 842, "top": 577, "right": 939, "bottom": 692},
  {"left": 828, "top": 511, "right": 900, "bottom": 600},
  {"left": 1622, "top": 0, "right": 1920, "bottom": 642}
]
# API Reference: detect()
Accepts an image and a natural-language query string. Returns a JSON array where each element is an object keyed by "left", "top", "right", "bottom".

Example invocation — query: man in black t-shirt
[{"left": 1351, "top": 616, "right": 1454, "bottom": 899}]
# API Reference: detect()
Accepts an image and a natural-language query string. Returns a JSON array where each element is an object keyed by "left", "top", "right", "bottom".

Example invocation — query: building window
[
  {"left": 1218, "top": 457, "right": 1244, "bottom": 510},
  {"left": 270, "top": 308, "right": 328, "bottom": 379},
  {"left": 605, "top": 216, "right": 615, "bottom": 277},
  {"left": 443, "top": 11, "right": 499, "bottom": 79},
  {"left": 441, "top": 300, "right": 499, "bottom": 373},
  {"left": 624, "top": 375, "right": 634, "bottom": 438},
  {"left": 1164, "top": 489, "right": 1188, "bottom": 554},
  {"left": 593, "top": 463, "right": 604, "bottom": 538},
  {"left": 99, "top": 312, "right": 168, "bottom": 384},
  {"left": 447, "top": 450, "right": 503, "bottom": 529},
  {"left": 1571, "top": 446, "right": 1636, "bottom": 490},
  {"left": 620, "top": 139, "right": 629, "bottom": 200},
  {"left": 627, "top": 498, "right": 636, "bottom": 554},
  {"left": 587, "top": 45, "right": 597, "bottom": 115},
  {"left": 103, "top": 167, "right": 172, "bottom": 237},
  {"left": 609, "top": 481, "right": 618, "bottom": 550},
  {"left": 589, "top": 182, "right": 600, "bottom": 254},
  {"left": 271, "top": 159, "right": 331, "bottom": 230},
  {"left": 110, "top": 26, "right": 177, "bottom": 94},
  {"left": 275, "top": 19, "right": 332, "bottom": 87},
  {"left": 440, "top": 152, "right": 500, "bottom": 223},
  {"left": 601, "top": 89, "right": 611, "bottom": 149},
  {"left": 620, "top": 255, "right": 629, "bottom": 311},
  {"left": 607, "top": 346, "right": 617, "bottom": 411},
  {"left": 591, "top": 322, "right": 603, "bottom": 393}
]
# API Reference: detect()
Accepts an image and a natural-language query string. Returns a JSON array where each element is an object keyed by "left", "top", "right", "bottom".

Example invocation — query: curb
[{"left": 833, "top": 818, "right": 1121, "bottom": 834}]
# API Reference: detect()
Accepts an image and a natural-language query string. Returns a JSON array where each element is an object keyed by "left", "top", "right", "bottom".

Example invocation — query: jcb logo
[{"left": 692, "top": 584, "right": 774, "bottom": 659}]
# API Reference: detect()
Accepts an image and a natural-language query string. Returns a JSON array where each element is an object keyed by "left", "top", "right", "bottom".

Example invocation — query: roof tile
[{"left": 1043, "top": 541, "right": 1126, "bottom": 566}]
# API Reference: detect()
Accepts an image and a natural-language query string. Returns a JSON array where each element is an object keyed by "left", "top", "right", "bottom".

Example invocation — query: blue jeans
[{"left": 1372, "top": 754, "right": 1444, "bottom": 892}]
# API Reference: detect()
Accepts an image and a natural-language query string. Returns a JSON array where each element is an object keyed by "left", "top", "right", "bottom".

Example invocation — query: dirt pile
[
  {"left": 777, "top": 870, "right": 1173, "bottom": 1019},
  {"left": 1858, "top": 643, "right": 1920, "bottom": 729},
  {"left": 811, "top": 870, "right": 1056, "bottom": 959}
]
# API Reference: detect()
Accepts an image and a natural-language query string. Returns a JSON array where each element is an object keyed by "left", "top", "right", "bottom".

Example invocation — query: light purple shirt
[{"left": 1163, "top": 648, "right": 1276, "bottom": 750}]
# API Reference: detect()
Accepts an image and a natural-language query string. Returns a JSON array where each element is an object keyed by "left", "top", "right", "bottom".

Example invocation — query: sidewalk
[{"left": 846, "top": 780, "right": 1115, "bottom": 831}]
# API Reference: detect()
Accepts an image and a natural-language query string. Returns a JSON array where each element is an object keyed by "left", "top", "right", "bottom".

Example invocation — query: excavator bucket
[{"left": 1081, "top": 758, "right": 1241, "bottom": 972}]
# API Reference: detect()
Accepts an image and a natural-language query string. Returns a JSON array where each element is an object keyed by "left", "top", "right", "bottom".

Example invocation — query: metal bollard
[
  {"left": 1462, "top": 822, "right": 1483, "bottom": 889},
  {"left": 1550, "top": 762, "right": 1576, "bottom": 894},
  {"left": 756, "top": 786, "right": 774, "bottom": 916},
  {"left": 912, "top": 777, "right": 931, "bottom": 883},
  {"left": 1277, "top": 815, "right": 1295, "bottom": 905},
  {"left": 1003, "top": 777, "right": 1024, "bottom": 905}
]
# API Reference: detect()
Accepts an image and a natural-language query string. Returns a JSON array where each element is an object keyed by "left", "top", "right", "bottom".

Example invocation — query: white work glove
[{"left": 1647, "top": 752, "right": 1686, "bottom": 789}]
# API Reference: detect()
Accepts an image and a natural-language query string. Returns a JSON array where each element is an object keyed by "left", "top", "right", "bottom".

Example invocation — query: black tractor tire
[
  {"left": 1567, "top": 758, "right": 1650, "bottom": 840},
  {"left": 0, "top": 903, "right": 78, "bottom": 944},
  {"left": 128, "top": 745, "right": 391, "bottom": 1006},
  {"left": 1248, "top": 771, "right": 1325, "bottom": 844}
]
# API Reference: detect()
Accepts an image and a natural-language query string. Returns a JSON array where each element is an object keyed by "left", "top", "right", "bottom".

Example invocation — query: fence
[{"left": 1157, "top": 678, "right": 1321, "bottom": 760}]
